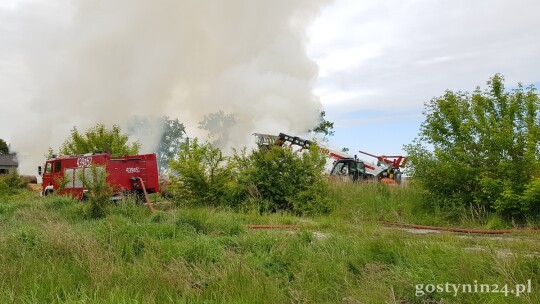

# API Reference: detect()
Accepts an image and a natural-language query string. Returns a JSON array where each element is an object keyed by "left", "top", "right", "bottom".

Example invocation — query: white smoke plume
[{"left": 5, "top": 0, "right": 330, "bottom": 174}]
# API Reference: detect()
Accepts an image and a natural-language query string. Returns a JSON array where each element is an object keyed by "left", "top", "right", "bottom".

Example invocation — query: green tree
[
  {"left": 60, "top": 124, "right": 141, "bottom": 156},
  {"left": 125, "top": 116, "right": 186, "bottom": 172},
  {"left": 309, "top": 111, "right": 335, "bottom": 140},
  {"left": 198, "top": 110, "right": 236, "bottom": 147},
  {"left": 0, "top": 139, "right": 9, "bottom": 154},
  {"left": 405, "top": 74, "right": 540, "bottom": 218},
  {"left": 157, "top": 117, "right": 186, "bottom": 173}
]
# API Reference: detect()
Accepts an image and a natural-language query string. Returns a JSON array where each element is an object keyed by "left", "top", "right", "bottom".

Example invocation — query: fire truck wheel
[{"left": 44, "top": 189, "right": 53, "bottom": 196}]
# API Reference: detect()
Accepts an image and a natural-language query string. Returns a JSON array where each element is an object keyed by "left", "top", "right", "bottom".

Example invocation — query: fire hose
[
  {"left": 379, "top": 221, "right": 540, "bottom": 234},
  {"left": 136, "top": 177, "right": 155, "bottom": 213},
  {"left": 244, "top": 225, "right": 299, "bottom": 229},
  {"left": 243, "top": 222, "right": 540, "bottom": 234}
]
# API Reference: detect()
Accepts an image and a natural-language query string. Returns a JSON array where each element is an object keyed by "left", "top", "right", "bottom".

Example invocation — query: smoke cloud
[{"left": 7, "top": 0, "right": 329, "bottom": 174}]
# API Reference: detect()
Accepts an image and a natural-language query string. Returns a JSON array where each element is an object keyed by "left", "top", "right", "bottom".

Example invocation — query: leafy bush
[
  {"left": 245, "top": 145, "right": 330, "bottom": 214},
  {"left": 80, "top": 165, "right": 113, "bottom": 218},
  {"left": 169, "top": 138, "right": 232, "bottom": 206},
  {"left": 293, "top": 180, "right": 332, "bottom": 215},
  {"left": 168, "top": 139, "right": 332, "bottom": 215},
  {"left": 405, "top": 74, "right": 540, "bottom": 220},
  {"left": 0, "top": 171, "right": 28, "bottom": 195}
]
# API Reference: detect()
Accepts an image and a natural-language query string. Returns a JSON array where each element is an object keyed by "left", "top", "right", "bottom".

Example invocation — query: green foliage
[
  {"left": 157, "top": 116, "right": 186, "bottom": 173},
  {"left": 0, "top": 170, "right": 28, "bottom": 195},
  {"left": 406, "top": 74, "right": 540, "bottom": 219},
  {"left": 293, "top": 180, "right": 332, "bottom": 215},
  {"left": 239, "top": 144, "right": 330, "bottom": 215},
  {"left": 198, "top": 110, "right": 236, "bottom": 147},
  {"left": 169, "top": 138, "right": 232, "bottom": 206},
  {"left": 44, "top": 147, "right": 54, "bottom": 158},
  {"left": 0, "top": 138, "right": 9, "bottom": 154},
  {"left": 127, "top": 116, "right": 186, "bottom": 173},
  {"left": 53, "top": 176, "right": 70, "bottom": 192},
  {"left": 245, "top": 146, "right": 300, "bottom": 211},
  {"left": 309, "top": 110, "right": 335, "bottom": 140},
  {"left": 43, "top": 194, "right": 78, "bottom": 210},
  {"left": 168, "top": 138, "right": 331, "bottom": 215},
  {"left": 80, "top": 165, "right": 113, "bottom": 218},
  {"left": 60, "top": 124, "right": 141, "bottom": 157},
  {"left": 521, "top": 178, "right": 540, "bottom": 218}
]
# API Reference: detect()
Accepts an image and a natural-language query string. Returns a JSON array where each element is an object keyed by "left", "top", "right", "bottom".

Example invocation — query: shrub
[
  {"left": 0, "top": 171, "right": 28, "bottom": 195},
  {"left": 242, "top": 144, "right": 330, "bottom": 215},
  {"left": 293, "top": 180, "right": 332, "bottom": 215},
  {"left": 80, "top": 165, "right": 113, "bottom": 218},
  {"left": 169, "top": 138, "right": 232, "bottom": 206},
  {"left": 168, "top": 138, "right": 332, "bottom": 215}
]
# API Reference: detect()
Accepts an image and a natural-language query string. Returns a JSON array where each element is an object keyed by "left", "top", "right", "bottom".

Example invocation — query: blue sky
[
  {"left": 327, "top": 110, "right": 422, "bottom": 155},
  {"left": 307, "top": 0, "right": 540, "bottom": 157}
]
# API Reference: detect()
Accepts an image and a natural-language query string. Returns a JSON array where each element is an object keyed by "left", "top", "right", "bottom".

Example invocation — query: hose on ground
[{"left": 380, "top": 221, "right": 540, "bottom": 234}]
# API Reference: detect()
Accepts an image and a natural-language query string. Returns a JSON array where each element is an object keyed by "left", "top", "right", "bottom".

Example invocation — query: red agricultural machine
[
  {"left": 39, "top": 153, "right": 160, "bottom": 200},
  {"left": 358, "top": 150, "right": 407, "bottom": 184},
  {"left": 253, "top": 132, "right": 407, "bottom": 184}
]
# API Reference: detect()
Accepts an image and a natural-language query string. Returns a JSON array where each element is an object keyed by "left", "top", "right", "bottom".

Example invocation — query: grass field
[{"left": 0, "top": 183, "right": 539, "bottom": 303}]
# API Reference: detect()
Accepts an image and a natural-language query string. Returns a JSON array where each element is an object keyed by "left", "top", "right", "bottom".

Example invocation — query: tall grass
[
  {"left": 326, "top": 181, "right": 536, "bottom": 229},
  {"left": 0, "top": 188, "right": 538, "bottom": 303},
  {"left": 327, "top": 181, "right": 446, "bottom": 225}
]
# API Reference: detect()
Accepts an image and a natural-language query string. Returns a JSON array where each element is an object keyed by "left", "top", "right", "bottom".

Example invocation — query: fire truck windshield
[{"left": 44, "top": 163, "right": 52, "bottom": 174}]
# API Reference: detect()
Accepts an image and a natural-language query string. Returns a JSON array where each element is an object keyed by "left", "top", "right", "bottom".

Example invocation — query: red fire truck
[{"left": 39, "top": 153, "right": 160, "bottom": 200}]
